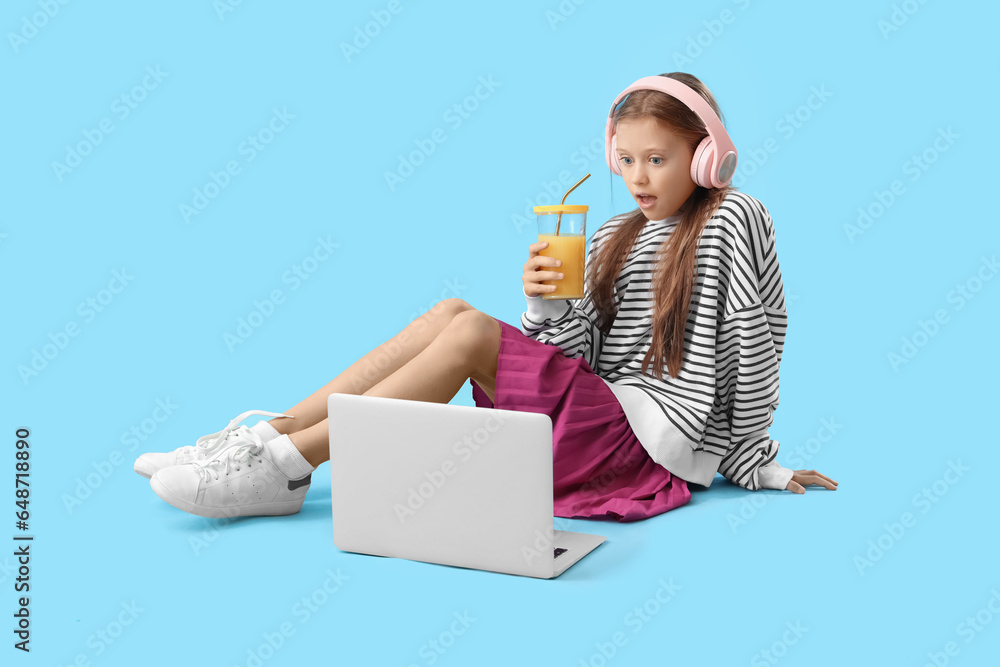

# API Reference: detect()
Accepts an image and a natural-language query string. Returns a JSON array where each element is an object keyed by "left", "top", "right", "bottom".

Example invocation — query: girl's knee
[
  {"left": 445, "top": 310, "right": 500, "bottom": 352},
  {"left": 445, "top": 311, "right": 500, "bottom": 378},
  {"left": 431, "top": 297, "right": 474, "bottom": 320}
]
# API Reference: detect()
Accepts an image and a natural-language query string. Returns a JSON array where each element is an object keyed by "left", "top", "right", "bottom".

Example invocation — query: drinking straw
[{"left": 555, "top": 172, "right": 591, "bottom": 236}]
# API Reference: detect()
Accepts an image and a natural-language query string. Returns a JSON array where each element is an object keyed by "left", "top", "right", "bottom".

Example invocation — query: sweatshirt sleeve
[
  {"left": 520, "top": 231, "right": 605, "bottom": 371},
  {"left": 714, "top": 304, "right": 792, "bottom": 491},
  {"left": 714, "top": 195, "right": 792, "bottom": 492}
]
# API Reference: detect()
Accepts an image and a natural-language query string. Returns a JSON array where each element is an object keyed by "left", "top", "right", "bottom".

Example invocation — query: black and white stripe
[{"left": 521, "top": 190, "right": 789, "bottom": 491}]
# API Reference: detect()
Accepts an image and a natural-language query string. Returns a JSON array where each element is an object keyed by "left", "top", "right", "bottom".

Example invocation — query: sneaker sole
[{"left": 149, "top": 475, "right": 307, "bottom": 519}]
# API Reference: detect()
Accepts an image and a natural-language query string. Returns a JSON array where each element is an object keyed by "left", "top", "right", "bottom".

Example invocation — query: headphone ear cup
[
  {"left": 609, "top": 133, "right": 620, "bottom": 175},
  {"left": 690, "top": 135, "right": 715, "bottom": 188}
]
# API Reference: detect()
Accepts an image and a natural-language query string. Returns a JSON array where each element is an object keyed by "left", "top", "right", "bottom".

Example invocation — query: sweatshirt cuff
[
  {"left": 757, "top": 460, "right": 795, "bottom": 491},
  {"left": 523, "top": 286, "right": 571, "bottom": 324}
]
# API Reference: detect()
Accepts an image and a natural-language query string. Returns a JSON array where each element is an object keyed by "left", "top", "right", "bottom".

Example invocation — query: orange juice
[{"left": 538, "top": 233, "right": 585, "bottom": 299}]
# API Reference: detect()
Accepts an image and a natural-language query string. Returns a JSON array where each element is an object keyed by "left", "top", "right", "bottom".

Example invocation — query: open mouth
[{"left": 636, "top": 194, "right": 657, "bottom": 207}]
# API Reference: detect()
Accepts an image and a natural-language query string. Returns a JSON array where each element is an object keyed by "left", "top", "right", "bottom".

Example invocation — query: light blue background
[{"left": 5, "top": 0, "right": 998, "bottom": 665}]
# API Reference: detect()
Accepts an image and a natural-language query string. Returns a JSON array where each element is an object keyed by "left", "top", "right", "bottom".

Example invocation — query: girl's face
[{"left": 613, "top": 116, "right": 698, "bottom": 220}]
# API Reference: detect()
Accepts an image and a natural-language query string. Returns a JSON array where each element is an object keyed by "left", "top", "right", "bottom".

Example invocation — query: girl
[{"left": 136, "top": 71, "right": 837, "bottom": 521}]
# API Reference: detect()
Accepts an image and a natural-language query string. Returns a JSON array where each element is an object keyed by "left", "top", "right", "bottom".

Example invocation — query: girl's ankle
[{"left": 268, "top": 416, "right": 297, "bottom": 436}]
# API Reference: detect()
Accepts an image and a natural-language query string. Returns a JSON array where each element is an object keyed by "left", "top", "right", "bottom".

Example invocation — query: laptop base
[{"left": 551, "top": 529, "right": 607, "bottom": 578}]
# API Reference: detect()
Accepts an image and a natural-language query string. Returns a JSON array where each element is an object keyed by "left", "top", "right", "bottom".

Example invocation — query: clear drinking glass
[{"left": 534, "top": 205, "right": 587, "bottom": 300}]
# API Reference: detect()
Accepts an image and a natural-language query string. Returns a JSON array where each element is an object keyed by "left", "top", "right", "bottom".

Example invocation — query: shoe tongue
[
  {"left": 211, "top": 426, "right": 247, "bottom": 449},
  {"left": 230, "top": 436, "right": 263, "bottom": 460},
  {"left": 199, "top": 430, "right": 253, "bottom": 464}
]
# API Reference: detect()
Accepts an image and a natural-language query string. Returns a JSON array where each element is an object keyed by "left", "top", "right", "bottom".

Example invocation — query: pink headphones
[{"left": 604, "top": 75, "right": 738, "bottom": 189}]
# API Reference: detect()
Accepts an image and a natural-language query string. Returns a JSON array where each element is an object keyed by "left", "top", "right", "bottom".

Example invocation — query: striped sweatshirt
[{"left": 521, "top": 190, "right": 794, "bottom": 491}]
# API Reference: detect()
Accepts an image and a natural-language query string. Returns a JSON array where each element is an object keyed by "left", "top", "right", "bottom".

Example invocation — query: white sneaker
[
  {"left": 133, "top": 409, "right": 291, "bottom": 479},
  {"left": 149, "top": 433, "right": 314, "bottom": 519}
]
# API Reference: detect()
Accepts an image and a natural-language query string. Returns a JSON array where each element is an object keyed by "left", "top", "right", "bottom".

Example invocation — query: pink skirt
[{"left": 469, "top": 317, "right": 691, "bottom": 522}]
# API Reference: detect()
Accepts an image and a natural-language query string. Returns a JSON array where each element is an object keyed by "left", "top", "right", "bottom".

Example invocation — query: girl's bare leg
[
  {"left": 288, "top": 309, "right": 502, "bottom": 467},
  {"left": 265, "top": 298, "right": 475, "bottom": 437}
]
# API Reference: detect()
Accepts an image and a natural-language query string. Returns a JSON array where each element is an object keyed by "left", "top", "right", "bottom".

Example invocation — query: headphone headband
[{"left": 604, "top": 76, "right": 738, "bottom": 188}]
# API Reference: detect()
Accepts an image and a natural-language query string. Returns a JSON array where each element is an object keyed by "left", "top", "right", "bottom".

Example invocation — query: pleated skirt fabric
[{"left": 469, "top": 317, "right": 691, "bottom": 522}]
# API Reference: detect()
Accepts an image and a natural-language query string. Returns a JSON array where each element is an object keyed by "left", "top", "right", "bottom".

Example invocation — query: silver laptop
[{"left": 327, "top": 393, "right": 606, "bottom": 579}]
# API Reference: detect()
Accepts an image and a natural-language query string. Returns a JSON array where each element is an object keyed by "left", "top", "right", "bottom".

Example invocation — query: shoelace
[
  {"left": 192, "top": 432, "right": 266, "bottom": 483},
  {"left": 180, "top": 409, "right": 292, "bottom": 458}
]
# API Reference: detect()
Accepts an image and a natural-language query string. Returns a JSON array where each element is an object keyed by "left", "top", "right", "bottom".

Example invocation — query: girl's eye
[
  {"left": 651, "top": 157, "right": 663, "bottom": 165},
  {"left": 620, "top": 156, "right": 632, "bottom": 165}
]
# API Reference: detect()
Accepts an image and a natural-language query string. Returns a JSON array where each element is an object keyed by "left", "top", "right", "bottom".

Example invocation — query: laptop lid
[{"left": 327, "top": 392, "right": 559, "bottom": 578}]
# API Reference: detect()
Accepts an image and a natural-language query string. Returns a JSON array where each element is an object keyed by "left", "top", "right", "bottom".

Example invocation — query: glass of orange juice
[{"left": 533, "top": 204, "right": 587, "bottom": 300}]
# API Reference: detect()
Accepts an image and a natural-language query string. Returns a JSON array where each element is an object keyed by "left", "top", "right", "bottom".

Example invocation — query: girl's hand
[
  {"left": 786, "top": 470, "right": 838, "bottom": 494},
  {"left": 523, "top": 241, "right": 564, "bottom": 297}
]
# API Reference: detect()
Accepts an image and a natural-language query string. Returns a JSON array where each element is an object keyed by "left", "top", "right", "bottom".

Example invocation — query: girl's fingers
[
  {"left": 797, "top": 470, "right": 838, "bottom": 489},
  {"left": 812, "top": 471, "right": 838, "bottom": 486}
]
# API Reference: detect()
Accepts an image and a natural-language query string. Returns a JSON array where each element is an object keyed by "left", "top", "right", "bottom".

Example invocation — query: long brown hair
[{"left": 591, "top": 72, "right": 735, "bottom": 381}]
